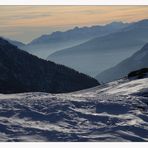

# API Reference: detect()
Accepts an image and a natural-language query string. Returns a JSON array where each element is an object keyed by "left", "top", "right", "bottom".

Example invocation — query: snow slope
[{"left": 0, "top": 77, "right": 148, "bottom": 142}]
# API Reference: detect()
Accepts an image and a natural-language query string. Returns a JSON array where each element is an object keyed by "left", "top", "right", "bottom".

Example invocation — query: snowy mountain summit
[{"left": 0, "top": 69, "right": 148, "bottom": 142}]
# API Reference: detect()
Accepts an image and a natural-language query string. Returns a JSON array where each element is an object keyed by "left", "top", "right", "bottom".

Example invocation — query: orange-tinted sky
[{"left": 1, "top": 6, "right": 148, "bottom": 43}]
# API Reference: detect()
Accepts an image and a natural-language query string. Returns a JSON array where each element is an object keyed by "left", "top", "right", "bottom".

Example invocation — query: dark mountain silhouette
[
  {"left": 22, "top": 22, "right": 128, "bottom": 59},
  {"left": 96, "top": 43, "right": 148, "bottom": 82},
  {"left": 47, "top": 19, "right": 148, "bottom": 77},
  {"left": 0, "top": 37, "right": 99, "bottom": 94},
  {"left": 128, "top": 68, "right": 148, "bottom": 79}
]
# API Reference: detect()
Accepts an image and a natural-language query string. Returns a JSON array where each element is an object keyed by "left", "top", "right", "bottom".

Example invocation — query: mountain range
[
  {"left": 47, "top": 19, "right": 148, "bottom": 77},
  {"left": 21, "top": 22, "right": 128, "bottom": 59}
]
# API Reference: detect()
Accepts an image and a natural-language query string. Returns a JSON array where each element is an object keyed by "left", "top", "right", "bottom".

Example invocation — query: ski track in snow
[{"left": 0, "top": 78, "right": 148, "bottom": 142}]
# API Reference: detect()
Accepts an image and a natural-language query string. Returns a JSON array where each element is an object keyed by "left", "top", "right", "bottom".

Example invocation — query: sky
[{"left": 0, "top": 6, "right": 148, "bottom": 43}]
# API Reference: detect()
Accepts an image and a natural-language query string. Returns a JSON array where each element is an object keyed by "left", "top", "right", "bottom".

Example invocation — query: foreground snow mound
[{"left": 0, "top": 78, "right": 148, "bottom": 142}]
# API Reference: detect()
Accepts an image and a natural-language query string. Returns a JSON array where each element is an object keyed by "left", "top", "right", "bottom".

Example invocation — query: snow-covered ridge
[
  {"left": 97, "top": 78, "right": 148, "bottom": 96},
  {"left": 0, "top": 77, "right": 148, "bottom": 142}
]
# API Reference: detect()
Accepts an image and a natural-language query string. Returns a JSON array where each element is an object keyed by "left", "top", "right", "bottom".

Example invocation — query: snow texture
[{"left": 0, "top": 78, "right": 148, "bottom": 142}]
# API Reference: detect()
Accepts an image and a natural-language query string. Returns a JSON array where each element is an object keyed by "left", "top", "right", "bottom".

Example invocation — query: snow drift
[{"left": 0, "top": 74, "right": 148, "bottom": 142}]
